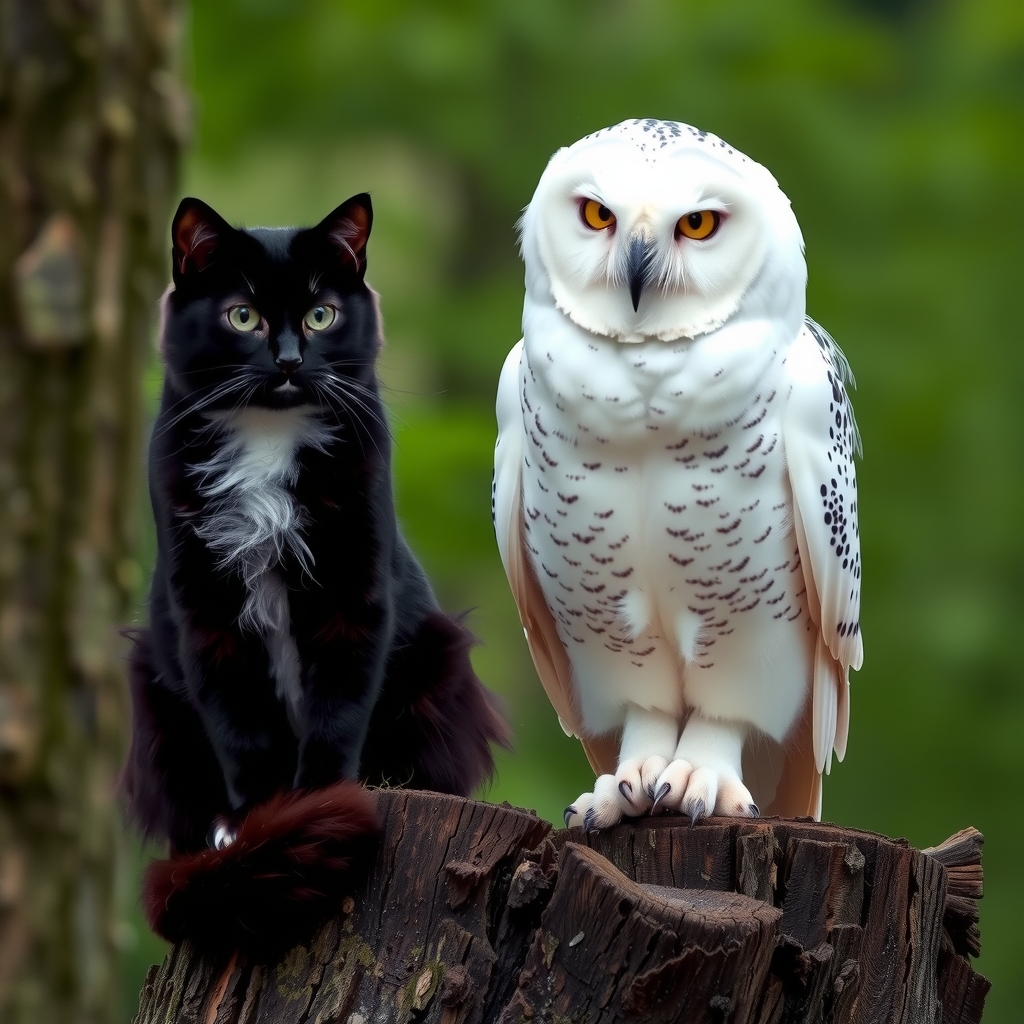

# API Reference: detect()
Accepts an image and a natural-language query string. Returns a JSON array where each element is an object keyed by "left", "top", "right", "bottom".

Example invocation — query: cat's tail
[{"left": 142, "top": 781, "right": 379, "bottom": 960}]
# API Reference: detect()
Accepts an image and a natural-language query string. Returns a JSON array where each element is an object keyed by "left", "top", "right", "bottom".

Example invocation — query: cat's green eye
[
  {"left": 304, "top": 305, "right": 336, "bottom": 332},
  {"left": 228, "top": 305, "right": 261, "bottom": 332}
]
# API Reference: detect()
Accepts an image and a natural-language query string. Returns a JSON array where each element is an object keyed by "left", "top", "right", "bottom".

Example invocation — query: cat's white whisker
[
  {"left": 155, "top": 374, "right": 259, "bottom": 436},
  {"left": 315, "top": 377, "right": 390, "bottom": 459},
  {"left": 322, "top": 374, "right": 390, "bottom": 430}
]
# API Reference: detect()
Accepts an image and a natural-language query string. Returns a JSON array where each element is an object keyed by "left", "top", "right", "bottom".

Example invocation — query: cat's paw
[
  {"left": 208, "top": 817, "right": 237, "bottom": 850},
  {"left": 651, "top": 760, "right": 759, "bottom": 822}
]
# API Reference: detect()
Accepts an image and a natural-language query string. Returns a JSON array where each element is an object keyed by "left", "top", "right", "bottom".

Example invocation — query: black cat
[{"left": 122, "top": 195, "right": 508, "bottom": 950}]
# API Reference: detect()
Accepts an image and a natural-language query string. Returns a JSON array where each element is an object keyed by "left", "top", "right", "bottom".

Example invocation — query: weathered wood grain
[{"left": 133, "top": 790, "right": 990, "bottom": 1024}]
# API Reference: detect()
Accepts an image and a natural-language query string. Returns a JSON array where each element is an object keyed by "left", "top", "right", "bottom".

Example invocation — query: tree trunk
[
  {"left": 132, "top": 791, "right": 989, "bottom": 1024},
  {"left": 0, "top": 2, "right": 186, "bottom": 1020}
]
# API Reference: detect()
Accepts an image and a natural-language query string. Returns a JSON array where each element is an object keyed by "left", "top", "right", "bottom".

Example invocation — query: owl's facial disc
[{"left": 526, "top": 128, "right": 803, "bottom": 343}]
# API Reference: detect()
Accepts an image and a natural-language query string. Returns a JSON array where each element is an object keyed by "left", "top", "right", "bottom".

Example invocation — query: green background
[{"left": 122, "top": 0, "right": 1024, "bottom": 1019}]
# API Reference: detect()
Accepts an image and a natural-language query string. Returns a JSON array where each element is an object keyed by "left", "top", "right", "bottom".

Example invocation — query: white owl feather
[{"left": 495, "top": 119, "right": 862, "bottom": 826}]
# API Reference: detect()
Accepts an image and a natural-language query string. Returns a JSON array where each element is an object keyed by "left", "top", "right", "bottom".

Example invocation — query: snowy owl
[{"left": 493, "top": 119, "right": 862, "bottom": 828}]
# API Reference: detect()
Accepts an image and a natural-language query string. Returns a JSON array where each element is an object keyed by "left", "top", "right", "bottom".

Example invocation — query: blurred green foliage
[{"left": 121, "top": 0, "right": 1023, "bottom": 1018}]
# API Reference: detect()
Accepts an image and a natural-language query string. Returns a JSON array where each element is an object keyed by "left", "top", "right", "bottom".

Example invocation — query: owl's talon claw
[
  {"left": 564, "top": 805, "right": 576, "bottom": 827},
  {"left": 583, "top": 807, "right": 597, "bottom": 833},
  {"left": 687, "top": 798, "right": 706, "bottom": 827},
  {"left": 748, "top": 802, "right": 760, "bottom": 818},
  {"left": 651, "top": 781, "right": 671, "bottom": 812},
  {"left": 618, "top": 779, "right": 634, "bottom": 805}
]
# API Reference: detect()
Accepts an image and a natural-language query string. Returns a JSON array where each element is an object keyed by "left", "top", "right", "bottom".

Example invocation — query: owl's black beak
[{"left": 626, "top": 236, "right": 654, "bottom": 312}]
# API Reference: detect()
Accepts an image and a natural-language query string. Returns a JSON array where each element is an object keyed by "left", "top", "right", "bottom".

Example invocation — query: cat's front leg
[
  {"left": 290, "top": 594, "right": 395, "bottom": 790},
  {"left": 180, "top": 623, "right": 299, "bottom": 811},
  {"left": 160, "top": 513, "right": 306, "bottom": 816},
  {"left": 122, "top": 624, "right": 229, "bottom": 853},
  {"left": 162, "top": 576, "right": 294, "bottom": 814}
]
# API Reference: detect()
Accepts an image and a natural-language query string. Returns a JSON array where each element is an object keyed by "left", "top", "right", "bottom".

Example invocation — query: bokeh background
[{"left": 119, "top": 0, "right": 1021, "bottom": 1019}]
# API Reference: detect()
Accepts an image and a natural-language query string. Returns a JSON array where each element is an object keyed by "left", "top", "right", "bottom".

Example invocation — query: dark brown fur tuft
[{"left": 143, "top": 781, "right": 379, "bottom": 959}]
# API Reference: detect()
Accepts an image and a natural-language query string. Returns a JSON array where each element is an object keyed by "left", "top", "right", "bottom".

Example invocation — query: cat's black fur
[{"left": 123, "top": 194, "right": 508, "bottom": 857}]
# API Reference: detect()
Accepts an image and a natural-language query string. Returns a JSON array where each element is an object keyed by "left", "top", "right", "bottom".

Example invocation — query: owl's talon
[
  {"left": 567, "top": 775, "right": 632, "bottom": 830},
  {"left": 685, "top": 798, "right": 706, "bottom": 827},
  {"left": 613, "top": 755, "right": 662, "bottom": 815},
  {"left": 651, "top": 781, "right": 671, "bottom": 812},
  {"left": 564, "top": 805, "right": 577, "bottom": 827},
  {"left": 749, "top": 802, "right": 760, "bottom": 818}
]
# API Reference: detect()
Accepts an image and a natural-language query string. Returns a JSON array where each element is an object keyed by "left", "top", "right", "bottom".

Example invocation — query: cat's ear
[
  {"left": 171, "top": 198, "right": 231, "bottom": 280},
  {"left": 318, "top": 194, "right": 373, "bottom": 276}
]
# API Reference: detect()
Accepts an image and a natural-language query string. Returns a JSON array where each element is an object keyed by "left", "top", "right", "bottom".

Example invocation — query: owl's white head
[{"left": 520, "top": 119, "right": 806, "bottom": 343}]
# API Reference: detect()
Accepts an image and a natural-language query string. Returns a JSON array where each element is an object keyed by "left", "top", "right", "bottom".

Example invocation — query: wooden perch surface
[{"left": 133, "top": 790, "right": 989, "bottom": 1024}]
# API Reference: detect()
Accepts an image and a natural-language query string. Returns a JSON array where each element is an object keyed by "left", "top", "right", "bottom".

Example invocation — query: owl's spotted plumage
[{"left": 494, "top": 120, "right": 863, "bottom": 825}]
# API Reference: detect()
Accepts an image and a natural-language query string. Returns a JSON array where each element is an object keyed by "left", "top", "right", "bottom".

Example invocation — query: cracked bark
[{"left": 132, "top": 790, "right": 989, "bottom": 1024}]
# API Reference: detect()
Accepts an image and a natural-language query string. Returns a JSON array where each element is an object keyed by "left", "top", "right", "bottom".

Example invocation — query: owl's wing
[
  {"left": 493, "top": 342, "right": 619, "bottom": 777},
  {"left": 781, "top": 319, "right": 864, "bottom": 804}
]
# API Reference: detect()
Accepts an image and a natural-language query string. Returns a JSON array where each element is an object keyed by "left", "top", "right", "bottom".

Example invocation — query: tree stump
[{"left": 132, "top": 791, "right": 989, "bottom": 1024}]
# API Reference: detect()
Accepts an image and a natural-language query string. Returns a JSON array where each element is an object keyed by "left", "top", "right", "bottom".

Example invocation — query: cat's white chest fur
[{"left": 191, "top": 405, "right": 333, "bottom": 732}]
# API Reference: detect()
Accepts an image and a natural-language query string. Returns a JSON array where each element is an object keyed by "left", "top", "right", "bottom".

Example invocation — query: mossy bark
[{"left": 0, "top": 2, "right": 186, "bottom": 1019}]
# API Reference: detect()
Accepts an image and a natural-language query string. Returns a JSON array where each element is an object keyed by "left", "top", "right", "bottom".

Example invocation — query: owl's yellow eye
[
  {"left": 228, "top": 305, "right": 261, "bottom": 332},
  {"left": 303, "top": 305, "right": 336, "bottom": 331},
  {"left": 581, "top": 199, "right": 616, "bottom": 230},
  {"left": 677, "top": 210, "right": 721, "bottom": 240}
]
